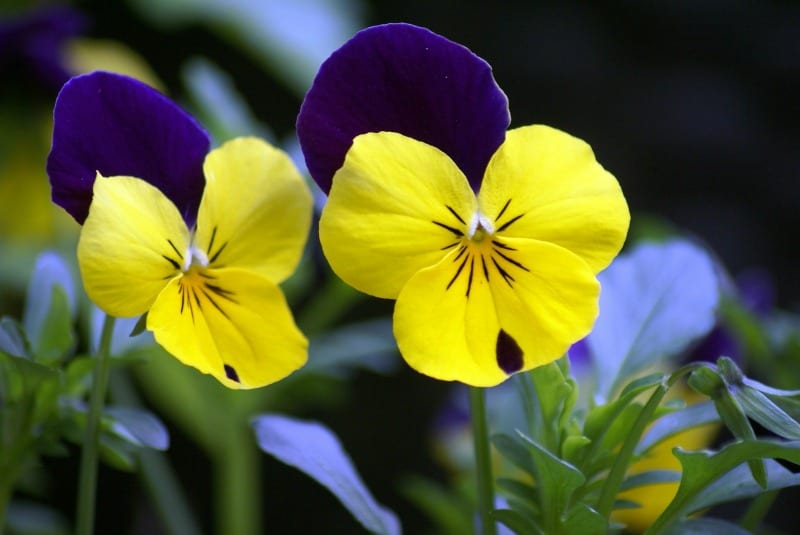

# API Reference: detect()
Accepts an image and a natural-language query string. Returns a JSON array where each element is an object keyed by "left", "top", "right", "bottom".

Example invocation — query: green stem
[
  {"left": 469, "top": 386, "right": 497, "bottom": 535},
  {"left": 75, "top": 314, "right": 116, "bottom": 535},
  {"left": 215, "top": 419, "right": 261, "bottom": 535},
  {"left": 739, "top": 489, "right": 778, "bottom": 532}
]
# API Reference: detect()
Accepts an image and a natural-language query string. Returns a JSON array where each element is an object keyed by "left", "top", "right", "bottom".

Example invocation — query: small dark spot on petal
[
  {"left": 496, "top": 330, "right": 523, "bottom": 374},
  {"left": 224, "top": 364, "right": 240, "bottom": 383}
]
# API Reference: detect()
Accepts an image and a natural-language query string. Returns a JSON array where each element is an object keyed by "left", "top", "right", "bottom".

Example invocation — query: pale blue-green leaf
[
  {"left": 252, "top": 414, "right": 400, "bottom": 535},
  {"left": 651, "top": 439, "right": 800, "bottom": 531},
  {"left": 305, "top": 318, "right": 398, "bottom": 376},
  {"left": 90, "top": 307, "right": 156, "bottom": 356},
  {"left": 23, "top": 251, "right": 75, "bottom": 346},
  {"left": 636, "top": 402, "right": 719, "bottom": 454},
  {"left": 30, "top": 286, "right": 75, "bottom": 363},
  {"left": 105, "top": 406, "right": 170, "bottom": 450},
  {"left": 130, "top": 0, "right": 364, "bottom": 96},
  {"left": 5, "top": 500, "right": 69, "bottom": 535},
  {"left": 587, "top": 240, "right": 719, "bottom": 400},
  {"left": 685, "top": 458, "right": 800, "bottom": 514},
  {"left": 0, "top": 317, "right": 28, "bottom": 358},
  {"left": 182, "top": 57, "right": 273, "bottom": 142},
  {"left": 663, "top": 517, "right": 752, "bottom": 535},
  {"left": 733, "top": 384, "right": 800, "bottom": 439},
  {"left": 742, "top": 376, "right": 800, "bottom": 397}
]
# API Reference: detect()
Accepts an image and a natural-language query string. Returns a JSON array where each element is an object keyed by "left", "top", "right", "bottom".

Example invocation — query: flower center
[
  {"left": 182, "top": 244, "right": 209, "bottom": 272},
  {"left": 467, "top": 212, "right": 494, "bottom": 243}
]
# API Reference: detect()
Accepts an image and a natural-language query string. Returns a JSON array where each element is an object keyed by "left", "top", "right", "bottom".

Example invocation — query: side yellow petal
[
  {"left": 479, "top": 125, "right": 629, "bottom": 273},
  {"left": 320, "top": 131, "right": 477, "bottom": 299},
  {"left": 393, "top": 247, "right": 507, "bottom": 387},
  {"left": 77, "top": 175, "right": 189, "bottom": 317},
  {"left": 196, "top": 137, "right": 312, "bottom": 283},
  {"left": 147, "top": 267, "right": 307, "bottom": 389}
]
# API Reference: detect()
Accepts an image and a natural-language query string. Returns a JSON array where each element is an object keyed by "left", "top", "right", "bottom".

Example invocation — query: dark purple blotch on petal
[
  {"left": 224, "top": 364, "right": 240, "bottom": 383},
  {"left": 46, "top": 71, "right": 210, "bottom": 225},
  {"left": 496, "top": 329, "right": 524, "bottom": 374},
  {"left": 297, "top": 23, "right": 510, "bottom": 193}
]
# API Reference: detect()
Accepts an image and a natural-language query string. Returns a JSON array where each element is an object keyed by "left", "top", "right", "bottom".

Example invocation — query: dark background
[{"left": 11, "top": 0, "right": 800, "bottom": 533}]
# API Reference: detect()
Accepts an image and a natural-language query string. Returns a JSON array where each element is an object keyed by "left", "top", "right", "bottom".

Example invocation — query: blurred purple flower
[{"left": 0, "top": 6, "right": 87, "bottom": 90}]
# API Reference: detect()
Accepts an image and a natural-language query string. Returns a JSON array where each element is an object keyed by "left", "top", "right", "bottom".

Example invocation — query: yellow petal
[
  {"left": 393, "top": 236, "right": 599, "bottom": 386},
  {"left": 320, "top": 131, "right": 477, "bottom": 299},
  {"left": 147, "top": 267, "right": 307, "bottom": 389},
  {"left": 479, "top": 125, "right": 629, "bottom": 273},
  {"left": 77, "top": 174, "right": 189, "bottom": 317},
  {"left": 195, "top": 137, "right": 312, "bottom": 283}
]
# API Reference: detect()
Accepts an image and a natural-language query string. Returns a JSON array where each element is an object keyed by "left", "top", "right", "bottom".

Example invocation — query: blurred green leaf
[
  {"left": 492, "top": 434, "right": 535, "bottom": 477},
  {"left": 734, "top": 384, "right": 800, "bottom": 439},
  {"left": 252, "top": 413, "right": 400, "bottom": 535},
  {"left": 561, "top": 502, "right": 605, "bottom": 535},
  {"left": 105, "top": 406, "right": 169, "bottom": 451},
  {"left": 492, "top": 508, "right": 538, "bottom": 535},
  {"left": 0, "top": 317, "right": 28, "bottom": 358},
  {"left": 587, "top": 240, "right": 719, "bottom": 399},
  {"left": 130, "top": 0, "right": 364, "bottom": 96},
  {"left": 663, "top": 517, "right": 752, "bottom": 535},
  {"left": 98, "top": 434, "right": 137, "bottom": 472},
  {"left": 5, "top": 500, "right": 69, "bottom": 535},
  {"left": 23, "top": 252, "right": 75, "bottom": 363},
  {"left": 399, "top": 475, "right": 473, "bottom": 535},
  {"left": 619, "top": 470, "right": 681, "bottom": 491},
  {"left": 305, "top": 318, "right": 398, "bottom": 376}
]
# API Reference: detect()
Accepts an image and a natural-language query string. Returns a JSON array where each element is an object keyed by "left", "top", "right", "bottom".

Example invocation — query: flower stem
[
  {"left": 469, "top": 386, "right": 497, "bottom": 535},
  {"left": 75, "top": 314, "right": 116, "bottom": 535}
]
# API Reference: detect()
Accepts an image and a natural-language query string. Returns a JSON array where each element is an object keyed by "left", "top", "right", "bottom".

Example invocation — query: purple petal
[
  {"left": 47, "top": 71, "right": 210, "bottom": 225},
  {"left": 296, "top": 23, "right": 510, "bottom": 193}
]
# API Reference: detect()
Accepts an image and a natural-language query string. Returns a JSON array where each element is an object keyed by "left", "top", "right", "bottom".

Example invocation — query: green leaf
[
  {"left": 30, "top": 286, "right": 75, "bottom": 363},
  {"left": 733, "top": 384, "right": 800, "bottom": 439},
  {"left": 305, "top": 318, "right": 398, "bottom": 376},
  {"left": 663, "top": 517, "right": 753, "bottom": 535},
  {"left": 492, "top": 434, "right": 536, "bottom": 477},
  {"left": 619, "top": 470, "right": 681, "bottom": 491},
  {"left": 650, "top": 439, "right": 800, "bottom": 532},
  {"left": 5, "top": 500, "right": 69, "bottom": 535},
  {"left": 252, "top": 414, "right": 400, "bottom": 535},
  {"left": 492, "top": 508, "right": 540, "bottom": 535},
  {"left": 587, "top": 240, "right": 719, "bottom": 399},
  {"left": 496, "top": 478, "right": 539, "bottom": 507},
  {"left": 0, "top": 316, "right": 28, "bottom": 358},
  {"left": 104, "top": 407, "right": 170, "bottom": 450},
  {"left": 517, "top": 432, "right": 585, "bottom": 532},
  {"left": 22, "top": 252, "right": 75, "bottom": 362},
  {"left": 636, "top": 402, "right": 719, "bottom": 454},
  {"left": 398, "top": 476, "right": 473, "bottom": 535},
  {"left": 561, "top": 502, "right": 606, "bottom": 535},
  {"left": 98, "top": 434, "right": 137, "bottom": 472},
  {"left": 684, "top": 458, "right": 800, "bottom": 514}
]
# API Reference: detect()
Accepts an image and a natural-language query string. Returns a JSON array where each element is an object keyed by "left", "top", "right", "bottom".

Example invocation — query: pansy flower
[
  {"left": 47, "top": 71, "right": 311, "bottom": 388},
  {"left": 297, "top": 23, "right": 629, "bottom": 386}
]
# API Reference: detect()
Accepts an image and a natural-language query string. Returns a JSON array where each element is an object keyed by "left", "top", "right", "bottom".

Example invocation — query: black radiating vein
[
  {"left": 466, "top": 257, "right": 475, "bottom": 297},
  {"left": 186, "top": 287, "right": 196, "bottom": 322},
  {"left": 496, "top": 213, "right": 525, "bottom": 232},
  {"left": 162, "top": 255, "right": 180, "bottom": 270},
  {"left": 453, "top": 245, "right": 468, "bottom": 263},
  {"left": 179, "top": 284, "right": 186, "bottom": 314},
  {"left": 200, "top": 287, "right": 230, "bottom": 320},
  {"left": 494, "top": 249, "right": 530, "bottom": 272},
  {"left": 492, "top": 239, "right": 516, "bottom": 251},
  {"left": 432, "top": 220, "right": 463, "bottom": 237},
  {"left": 447, "top": 254, "right": 470, "bottom": 290},
  {"left": 445, "top": 205, "right": 466, "bottom": 225},
  {"left": 206, "top": 284, "right": 238, "bottom": 304},
  {"left": 167, "top": 239, "right": 184, "bottom": 260},
  {"left": 492, "top": 257, "right": 515, "bottom": 287},
  {"left": 440, "top": 241, "right": 459, "bottom": 251},
  {"left": 495, "top": 199, "right": 511, "bottom": 221},
  {"left": 481, "top": 255, "right": 490, "bottom": 282},
  {"left": 208, "top": 242, "right": 228, "bottom": 264},
  {"left": 207, "top": 226, "right": 218, "bottom": 255}
]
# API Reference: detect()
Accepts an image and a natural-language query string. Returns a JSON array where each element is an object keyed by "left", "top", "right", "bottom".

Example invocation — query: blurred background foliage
[{"left": 2, "top": 0, "right": 800, "bottom": 533}]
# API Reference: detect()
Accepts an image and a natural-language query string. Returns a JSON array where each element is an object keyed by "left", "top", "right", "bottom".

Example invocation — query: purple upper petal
[
  {"left": 296, "top": 23, "right": 510, "bottom": 193},
  {"left": 47, "top": 71, "right": 210, "bottom": 225}
]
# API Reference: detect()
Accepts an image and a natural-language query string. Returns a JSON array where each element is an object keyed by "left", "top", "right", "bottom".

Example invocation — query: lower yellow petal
[
  {"left": 147, "top": 267, "right": 307, "bottom": 389},
  {"left": 393, "top": 237, "right": 599, "bottom": 386},
  {"left": 478, "top": 125, "right": 629, "bottom": 273},
  {"left": 77, "top": 175, "right": 189, "bottom": 317},
  {"left": 320, "top": 131, "right": 477, "bottom": 299}
]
